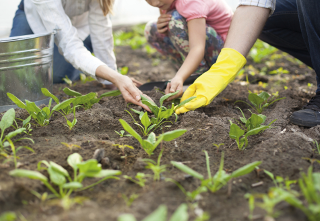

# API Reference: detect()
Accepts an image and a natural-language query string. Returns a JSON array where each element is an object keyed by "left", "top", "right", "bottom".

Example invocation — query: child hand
[
  {"left": 157, "top": 13, "right": 172, "bottom": 34},
  {"left": 165, "top": 76, "right": 184, "bottom": 101}
]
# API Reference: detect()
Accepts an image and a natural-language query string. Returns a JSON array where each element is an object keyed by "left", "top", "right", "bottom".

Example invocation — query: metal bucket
[{"left": 0, "top": 31, "right": 54, "bottom": 113}]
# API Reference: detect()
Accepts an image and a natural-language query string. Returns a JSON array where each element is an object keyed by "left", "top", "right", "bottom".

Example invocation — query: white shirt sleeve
[
  {"left": 31, "top": 0, "right": 106, "bottom": 77},
  {"left": 238, "top": 0, "right": 276, "bottom": 15}
]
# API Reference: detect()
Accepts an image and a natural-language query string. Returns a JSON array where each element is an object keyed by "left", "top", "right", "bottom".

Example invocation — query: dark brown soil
[{"left": 0, "top": 34, "right": 319, "bottom": 221}]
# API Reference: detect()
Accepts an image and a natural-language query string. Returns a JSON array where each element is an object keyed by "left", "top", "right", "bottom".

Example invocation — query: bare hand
[
  {"left": 114, "top": 75, "right": 153, "bottom": 112},
  {"left": 157, "top": 13, "right": 172, "bottom": 33},
  {"left": 165, "top": 76, "right": 184, "bottom": 101}
]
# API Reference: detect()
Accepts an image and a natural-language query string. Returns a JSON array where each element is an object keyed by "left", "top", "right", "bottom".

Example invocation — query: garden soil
[{"left": 1, "top": 39, "right": 320, "bottom": 221}]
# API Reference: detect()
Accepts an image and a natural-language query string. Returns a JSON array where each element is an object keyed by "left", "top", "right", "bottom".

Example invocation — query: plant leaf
[
  {"left": 100, "top": 90, "right": 121, "bottom": 98},
  {"left": 62, "top": 182, "right": 83, "bottom": 189},
  {"left": 92, "top": 169, "right": 122, "bottom": 178},
  {"left": 48, "top": 166, "right": 66, "bottom": 186},
  {"left": 50, "top": 161, "right": 69, "bottom": 177},
  {"left": 67, "top": 153, "right": 83, "bottom": 170},
  {"left": 161, "top": 129, "right": 187, "bottom": 142},
  {"left": 52, "top": 98, "right": 74, "bottom": 112},
  {"left": 141, "top": 112, "right": 151, "bottom": 129},
  {"left": 7, "top": 93, "right": 27, "bottom": 109},
  {"left": 63, "top": 87, "right": 82, "bottom": 97},
  {"left": 73, "top": 93, "right": 96, "bottom": 107},
  {"left": 41, "top": 88, "right": 60, "bottom": 104},
  {"left": 169, "top": 203, "right": 189, "bottom": 221},
  {"left": 230, "top": 161, "right": 262, "bottom": 179},
  {"left": 9, "top": 169, "right": 48, "bottom": 182},
  {"left": 147, "top": 132, "right": 156, "bottom": 145},
  {"left": 159, "top": 91, "right": 179, "bottom": 107},
  {"left": 258, "top": 91, "right": 270, "bottom": 100},
  {"left": 5, "top": 128, "right": 26, "bottom": 139},
  {"left": 77, "top": 159, "right": 102, "bottom": 177},
  {"left": 0, "top": 108, "right": 15, "bottom": 132},
  {"left": 118, "top": 214, "right": 137, "bottom": 221},
  {"left": 25, "top": 100, "right": 42, "bottom": 114},
  {"left": 248, "top": 93, "right": 264, "bottom": 107},
  {"left": 174, "top": 96, "right": 196, "bottom": 110},
  {"left": 119, "top": 119, "right": 142, "bottom": 143},
  {"left": 171, "top": 161, "right": 204, "bottom": 180},
  {"left": 142, "top": 205, "right": 167, "bottom": 221}
]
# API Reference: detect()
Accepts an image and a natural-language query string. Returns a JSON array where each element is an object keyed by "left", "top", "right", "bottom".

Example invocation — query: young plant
[
  {"left": 122, "top": 193, "right": 139, "bottom": 207},
  {"left": 4, "top": 138, "right": 34, "bottom": 169},
  {"left": 142, "top": 149, "right": 166, "bottom": 181},
  {"left": 0, "top": 108, "right": 34, "bottom": 149},
  {"left": 63, "top": 106, "right": 77, "bottom": 130},
  {"left": 123, "top": 172, "right": 147, "bottom": 187},
  {"left": 63, "top": 87, "right": 121, "bottom": 110},
  {"left": 129, "top": 91, "right": 196, "bottom": 132},
  {"left": 12, "top": 116, "right": 33, "bottom": 136},
  {"left": 229, "top": 112, "right": 276, "bottom": 150},
  {"left": 61, "top": 142, "right": 81, "bottom": 151},
  {"left": 313, "top": 140, "right": 320, "bottom": 155},
  {"left": 212, "top": 143, "right": 224, "bottom": 151},
  {"left": 62, "top": 75, "right": 73, "bottom": 87},
  {"left": 113, "top": 143, "right": 134, "bottom": 164},
  {"left": 119, "top": 119, "right": 187, "bottom": 156},
  {"left": 126, "top": 110, "right": 157, "bottom": 136},
  {"left": 7, "top": 91, "right": 74, "bottom": 127},
  {"left": 235, "top": 91, "right": 285, "bottom": 114},
  {"left": 79, "top": 73, "right": 95, "bottom": 84},
  {"left": 10, "top": 153, "right": 121, "bottom": 210},
  {"left": 171, "top": 151, "right": 261, "bottom": 193},
  {"left": 115, "top": 130, "right": 132, "bottom": 138},
  {"left": 118, "top": 203, "right": 189, "bottom": 221}
]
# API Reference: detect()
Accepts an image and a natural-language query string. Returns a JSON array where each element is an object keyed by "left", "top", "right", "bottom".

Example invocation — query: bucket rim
[{"left": 0, "top": 31, "right": 54, "bottom": 43}]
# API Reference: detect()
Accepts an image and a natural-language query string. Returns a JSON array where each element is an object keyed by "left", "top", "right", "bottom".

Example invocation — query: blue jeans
[
  {"left": 259, "top": 0, "right": 320, "bottom": 93},
  {"left": 10, "top": 0, "right": 93, "bottom": 84}
]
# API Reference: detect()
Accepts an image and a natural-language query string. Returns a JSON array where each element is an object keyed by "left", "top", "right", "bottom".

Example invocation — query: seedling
[
  {"left": 0, "top": 108, "right": 34, "bottom": 149},
  {"left": 313, "top": 140, "right": 320, "bottom": 155},
  {"left": 113, "top": 143, "right": 134, "bottom": 164},
  {"left": 126, "top": 110, "right": 157, "bottom": 136},
  {"left": 269, "top": 67, "right": 289, "bottom": 75},
  {"left": 229, "top": 112, "right": 276, "bottom": 150},
  {"left": 63, "top": 87, "right": 121, "bottom": 110},
  {"left": 118, "top": 66, "right": 129, "bottom": 75},
  {"left": 142, "top": 149, "right": 166, "bottom": 181},
  {"left": 122, "top": 193, "right": 139, "bottom": 207},
  {"left": 249, "top": 40, "right": 277, "bottom": 63},
  {"left": 171, "top": 151, "right": 261, "bottom": 193},
  {"left": 115, "top": 130, "right": 132, "bottom": 138},
  {"left": 62, "top": 75, "right": 73, "bottom": 87},
  {"left": 123, "top": 173, "right": 147, "bottom": 187},
  {"left": 117, "top": 203, "right": 189, "bottom": 221},
  {"left": 235, "top": 91, "right": 285, "bottom": 114},
  {"left": 7, "top": 91, "right": 74, "bottom": 127},
  {"left": 61, "top": 142, "right": 81, "bottom": 151},
  {"left": 119, "top": 119, "right": 187, "bottom": 156},
  {"left": 195, "top": 212, "right": 210, "bottom": 221},
  {"left": 129, "top": 91, "right": 196, "bottom": 132},
  {"left": 212, "top": 143, "right": 224, "bottom": 151},
  {"left": 10, "top": 153, "right": 121, "bottom": 210},
  {"left": 12, "top": 116, "right": 33, "bottom": 136},
  {"left": 0, "top": 212, "right": 16, "bottom": 221},
  {"left": 63, "top": 106, "right": 77, "bottom": 130},
  {"left": 80, "top": 74, "right": 95, "bottom": 84},
  {"left": 4, "top": 138, "right": 34, "bottom": 169}
]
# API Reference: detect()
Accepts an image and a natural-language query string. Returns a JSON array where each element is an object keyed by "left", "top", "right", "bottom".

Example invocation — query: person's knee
[
  {"left": 144, "top": 20, "right": 158, "bottom": 39},
  {"left": 167, "top": 10, "right": 186, "bottom": 32}
]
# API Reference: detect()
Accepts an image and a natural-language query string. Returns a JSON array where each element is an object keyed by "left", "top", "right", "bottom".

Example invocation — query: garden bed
[{"left": 0, "top": 27, "right": 319, "bottom": 221}]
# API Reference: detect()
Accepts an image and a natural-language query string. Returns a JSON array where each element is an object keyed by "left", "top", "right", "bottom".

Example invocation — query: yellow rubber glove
[{"left": 175, "top": 48, "right": 246, "bottom": 114}]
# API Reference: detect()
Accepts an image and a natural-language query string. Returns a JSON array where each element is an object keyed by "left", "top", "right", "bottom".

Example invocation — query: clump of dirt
[{"left": 1, "top": 32, "right": 319, "bottom": 221}]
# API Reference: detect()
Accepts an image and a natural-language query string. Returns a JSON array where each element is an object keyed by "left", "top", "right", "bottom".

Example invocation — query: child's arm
[{"left": 165, "top": 18, "right": 206, "bottom": 100}]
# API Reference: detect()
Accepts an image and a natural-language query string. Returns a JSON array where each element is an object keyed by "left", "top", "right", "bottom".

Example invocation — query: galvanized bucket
[{"left": 0, "top": 31, "right": 55, "bottom": 113}]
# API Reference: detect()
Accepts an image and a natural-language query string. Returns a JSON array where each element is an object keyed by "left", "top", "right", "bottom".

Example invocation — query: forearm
[
  {"left": 95, "top": 65, "right": 122, "bottom": 85},
  {"left": 224, "top": 6, "right": 270, "bottom": 57},
  {"left": 175, "top": 47, "right": 205, "bottom": 81}
]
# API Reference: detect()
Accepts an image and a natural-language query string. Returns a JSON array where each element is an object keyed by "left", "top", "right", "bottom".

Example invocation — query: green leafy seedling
[
  {"left": 119, "top": 119, "right": 187, "bottom": 156},
  {"left": 313, "top": 140, "right": 320, "bottom": 155},
  {"left": 61, "top": 142, "right": 81, "bottom": 151},
  {"left": 118, "top": 203, "right": 189, "bottom": 221},
  {"left": 62, "top": 75, "right": 73, "bottom": 87},
  {"left": 229, "top": 112, "right": 276, "bottom": 150},
  {"left": 4, "top": 138, "right": 34, "bottom": 169},
  {"left": 0, "top": 212, "right": 17, "bottom": 221},
  {"left": 235, "top": 91, "right": 285, "bottom": 114},
  {"left": 115, "top": 130, "right": 132, "bottom": 138},
  {"left": 123, "top": 173, "right": 148, "bottom": 187},
  {"left": 172, "top": 151, "right": 261, "bottom": 193},
  {"left": 10, "top": 153, "right": 121, "bottom": 210},
  {"left": 122, "top": 193, "right": 139, "bottom": 207},
  {"left": 80, "top": 74, "right": 95, "bottom": 84},
  {"left": 126, "top": 110, "right": 157, "bottom": 136},
  {"left": 142, "top": 149, "right": 166, "bottom": 181},
  {"left": 63, "top": 106, "right": 77, "bottom": 130}
]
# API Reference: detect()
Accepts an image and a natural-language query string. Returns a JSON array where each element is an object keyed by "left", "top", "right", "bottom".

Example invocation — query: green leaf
[
  {"left": 22, "top": 115, "right": 32, "bottom": 127},
  {"left": 160, "top": 91, "right": 179, "bottom": 107},
  {"left": 141, "top": 112, "right": 151, "bottom": 129},
  {"left": 258, "top": 91, "right": 270, "bottom": 100},
  {"left": 118, "top": 214, "right": 137, "bottom": 221},
  {"left": 0, "top": 108, "right": 15, "bottom": 132},
  {"left": 48, "top": 166, "right": 66, "bottom": 186},
  {"left": 42, "top": 106, "right": 51, "bottom": 118},
  {"left": 245, "top": 125, "right": 270, "bottom": 138},
  {"left": 130, "top": 108, "right": 144, "bottom": 116},
  {"left": 52, "top": 98, "right": 74, "bottom": 112},
  {"left": 63, "top": 87, "right": 82, "bottom": 97},
  {"left": 62, "top": 182, "right": 83, "bottom": 189},
  {"left": 142, "top": 205, "right": 167, "bottom": 221},
  {"left": 169, "top": 204, "right": 189, "bottom": 221},
  {"left": 5, "top": 128, "right": 26, "bottom": 139},
  {"left": 248, "top": 114, "right": 264, "bottom": 129},
  {"left": 119, "top": 119, "right": 142, "bottom": 143},
  {"left": 7, "top": 93, "right": 26, "bottom": 109},
  {"left": 248, "top": 93, "right": 264, "bottom": 107},
  {"left": 174, "top": 96, "right": 197, "bottom": 110},
  {"left": 25, "top": 100, "right": 41, "bottom": 114},
  {"left": 50, "top": 161, "right": 69, "bottom": 177},
  {"left": 141, "top": 140, "right": 155, "bottom": 156},
  {"left": 161, "top": 129, "right": 187, "bottom": 142},
  {"left": 77, "top": 159, "right": 102, "bottom": 177},
  {"left": 41, "top": 88, "right": 60, "bottom": 104},
  {"left": 230, "top": 161, "right": 262, "bottom": 179},
  {"left": 0, "top": 212, "right": 17, "bottom": 221},
  {"left": 67, "top": 153, "right": 83, "bottom": 170},
  {"left": 171, "top": 161, "right": 204, "bottom": 180},
  {"left": 16, "top": 146, "right": 35, "bottom": 153},
  {"left": 73, "top": 93, "right": 96, "bottom": 107},
  {"left": 9, "top": 169, "right": 48, "bottom": 182},
  {"left": 99, "top": 90, "right": 122, "bottom": 98},
  {"left": 229, "top": 123, "right": 244, "bottom": 143},
  {"left": 147, "top": 132, "right": 156, "bottom": 145},
  {"left": 92, "top": 169, "right": 122, "bottom": 178}
]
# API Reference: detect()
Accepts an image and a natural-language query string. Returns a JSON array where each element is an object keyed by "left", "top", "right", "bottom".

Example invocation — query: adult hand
[
  {"left": 114, "top": 75, "right": 152, "bottom": 112},
  {"left": 175, "top": 48, "right": 247, "bottom": 114},
  {"left": 165, "top": 76, "right": 183, "bottom": 101},
  {"left": 157, "top": 12, "right": 171, "bottom": 34}
]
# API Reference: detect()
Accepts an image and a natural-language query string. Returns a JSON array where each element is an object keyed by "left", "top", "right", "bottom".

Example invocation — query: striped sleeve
[{"left": 238, "top": 0, "right": 276, "bottom": 15}]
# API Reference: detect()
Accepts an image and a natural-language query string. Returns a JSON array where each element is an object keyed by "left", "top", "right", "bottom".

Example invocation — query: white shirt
[
  {"left": 238, "top": 0, "right": 276, "bottom": 14},
  {"left": 24, "top": 0, "right": 117, "bottom": 83}
]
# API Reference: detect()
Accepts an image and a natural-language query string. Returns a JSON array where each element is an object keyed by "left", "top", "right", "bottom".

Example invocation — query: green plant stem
[
  {"left": 77, "top": 176, "right": 119, "bottom": 192},
  {"left": 204, "top": 151, "right": 211, "bottom": 180},
  {"left": 44, "top": 182, "right": 60, "bottom": 198},
  {"left": 8, "top": 139, "right": 17, "bottom": 168}
]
